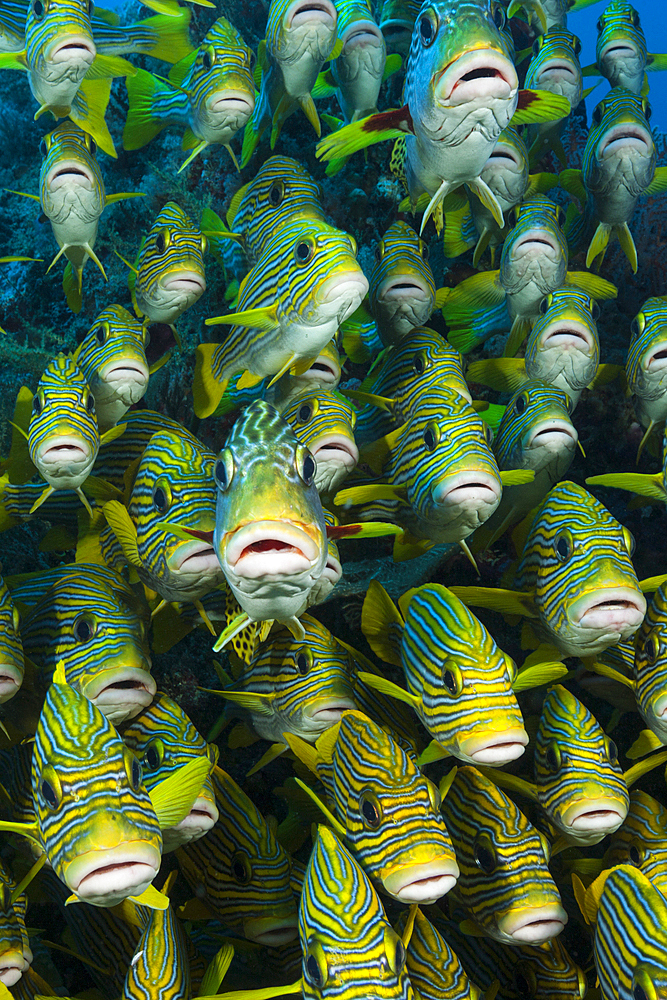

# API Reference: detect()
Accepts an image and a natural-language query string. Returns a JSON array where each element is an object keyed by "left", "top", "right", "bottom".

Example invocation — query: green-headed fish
[
  {"left": 442, "top": 765, "right": 567, "bottom": 945},
  {"left": 121, "top": 692, "right": 218, "bottom": 852},
  {"left": 123, "top": 18, "right": 256, "bottom": 173},
  {"left": 280, "top": 389, "right": 359, "bottom": 496},
  {"left": 194, "top": 219, "right": 366, "bottom": 417},
  {"left": 585, "top": 1, "right": 667, "bottom": 96},
  {"left": 561, "top": 87, "right": 667, "bottom": 273},
  {"left": 0, "top": 575, "right": 23, "bottom": 705},
  {"left": 376, "top": 0, "right": 421, "bottom": 55},
  {"left": 241, "top": 0, "right": 341, "bottom": 164},
  {"left": 368, "top": 221, "right": 437, "bottom": 347},
  {"left": 524, "top": 27, "right": 585, "bottom": 167},
  {"left": 128, "top": 202, "right": 207, "bottom": 325},
  {"left": 286, "top": 709, "right": 459, "bottom": 904},
  {"left": 299, "top": 825, "right": 415, "bottom": 1000},
  {"left": 452, "top": 481, "right": 646, "bottom": 660}
]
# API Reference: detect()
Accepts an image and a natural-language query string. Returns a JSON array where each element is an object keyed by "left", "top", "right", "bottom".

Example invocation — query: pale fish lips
[
  {"left": 599, "top": 39, "right": 640, "bottom": 66},
  {"left": 80, "top": 667, "right": 157, "bottom": 724},
  {"left": 598, "top": 122, "right": 653, "bottom": 159},
  {"left": 0, "top": 950, "right": 31, "bottom": 988},
  {"left": 432, "top": 471, "right": 502, "bottom": 511},
  {"left": 208, "top": 91, "right": 256, "bottom": 117},
  {"left": 459, "top": 727, "right": 529, "bottom": 766},
  {"left": 315, "top": 271, "right": 369, "bottom": 324},
  {"left": 540, "top": 319, "right": 595, "bottom": 354},
  {"left": 0, "top": 662, "right": 23, "bottom": 704},
  {"left": 48, "top": 34, "right": 96, "bottom": 67},
  {"left": 382, "top": 858, "right": 460, "bottom": 905},
  {"left": 300, "top": 355, "right": 340, "bottom": 385},
  {"left": 310, "top": 435, "right": 359, "bottom": 489},
  {"left": 160, "top": 271, "right": 206, "bottom": 297},
  {"left": 571, "top": 588, "right": 646, "bottom": 635},
  {"left": 37, "top": 436, "right": 93, "bottom": 485},
  {"left": 342, "top": 19, "right": 384, "bottom": 53},
  {"left": 498, "top": 903, "right": 568, "bottom": 944},
  {"left": 243, "top": 915, "right": 299, "bottom": 946},
  {"left": 224, "top": 521, "right": 321, "bottom": 580},
  {"left": 484, "top": 143, "right": 522, "bottom": 174},
  {"left": 526, "top": 419, "right": 577, "bottom": 454},
  {"left": 169, "top": 538, "right": 221, "bottom": 577},
  {"left": 286, "top": 0, "right": 336, "bottom": 29},
  {"left": 534, "top": 60, "right": 578, "bottom": 88},
  {"left": 644, "top": 343, "right": 667, "bottom": 374},
  {"left": 434, "top": 48, "right": 518, "bottom": 106},
  {"left": 561, "top": 798, "right": 627, "bottom": 835},
  {"left": 161, "top": 795, "right": 219, "bottom": 852},
  {"left": 101, "top": 360, "right": 150, "bottom": 400},
  {"left": 47, "top": 160, "right": 95, "bottom": 192},
  {"left": 512, "top": 228, "right": 560, "bottom": 262},
  {"left": 302, "top": 694, "right": 358, "bottom": 727},
  {"left": 65, "top": 842, "right": 161, "bottom": 907},
  {"left": 378, "top": 274, "right": 433, "bottom": 308}
]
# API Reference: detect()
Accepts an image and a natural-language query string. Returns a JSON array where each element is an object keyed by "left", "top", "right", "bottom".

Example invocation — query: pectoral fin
[{"left": 149, "top": 755, "right": 211, "bottom": 829}]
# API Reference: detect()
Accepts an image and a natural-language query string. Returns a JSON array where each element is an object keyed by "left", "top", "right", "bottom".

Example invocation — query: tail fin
[
  {"left": 123, "top": 67, "right": 178, "bottom": 150},
  {"left": 135, "top": 9, "right": 193, "bottom": 65}
]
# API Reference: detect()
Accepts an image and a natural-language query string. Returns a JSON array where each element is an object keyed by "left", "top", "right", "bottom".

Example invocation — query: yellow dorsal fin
[
  {"left": 361, "top": 578, "right": 403, "bottom": 666},
  {"left": 226, "top": 183, "right": 250, "bottom": 228},
  {"left": 53, "top": 660, "right": 68, "bottom": 686}
]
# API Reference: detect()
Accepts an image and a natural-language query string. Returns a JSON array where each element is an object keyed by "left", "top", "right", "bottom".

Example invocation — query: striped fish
[
  {"left": 24, "top": 354, "right": 125, "bottom": 517},
  {"left": 177, "top": 764, "right": 298, "bottom": 945},
  {"left": 314, "top": 0, "right": 387, "bottom": 126},
  {"left": 299, "top": 825, "right": 415, "bottom": 1000},
  {"left": 368, "top": 221, "right": 436, "bottom": 347},
  {"left": 631, "top": 583, "right": 667, "bottom": 743},
  {"left": 561, "top": 87, "right": 667, "bottom": 274},
  {"left": 604, "top": 789, "right": 667, "bottom": 892},
  {"left": 452, "top": 481, "right": 646, "bottom": 660},
  {"left": 194, "top": 218, "right": 367, "bottom": 417},
  {"left": 585, "top": 0, "right": 667, "bottom": 95},
  {"left": 441, "top": 766, "right": 567, "bottom": 946},
  {"left": 123, "top": 18, "right": 256, "bottom": 173},
  {"left": 0, "top": 860, "right": 31, "bottom": 988},
  {"left": 467, "top": 287, "right": 605, "bottom": 411},
  {"left": 15, "top": 563, "right": 155, "bottom": 725},
  {"left": 376, "top": 0, "right": 421, "bottom": 55},
  {"left": 286, "top": 709, "right": 459, "bottom": 904},
  {"left": 524, "top": 27, "right": 584, "bottom": 166},
  {"left": 396, "top": 906, "right": 487, "bottom": 1000},
  {"left": 623, "top": 297, "right": 667, "bottom": 458},
  {"left": 280, "top": 389, "right": 358, "bottom": 496},
  {"left": 0, "top": 575, "right": 23, "bottom": 705},
  {"left": 121, "top": 692, "right": 219, "bottom": 852},
  {"left": 122, "top": 890, "right": 191, "bottom": 1000},
  {"left": 130, "top": 203, "right": 207, "bottom": 325},
  {"left": 240, "top": 0, "right": 340, "bottom": 164},
  {"left": 72, "top": 306, "right": 153, "bottom": 430},
  {"left": 359, "top": 580, "right": 532, "bottom": 766},
  {"left": 0, "top": 0, "right": 25, "bottom": 52}
]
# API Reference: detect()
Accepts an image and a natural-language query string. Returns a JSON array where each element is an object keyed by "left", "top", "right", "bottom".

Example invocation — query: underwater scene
[{"left": 1, "top": 0, "right": 667, "bottom": 996}]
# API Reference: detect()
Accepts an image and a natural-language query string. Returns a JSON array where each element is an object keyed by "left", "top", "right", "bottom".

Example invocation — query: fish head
[
  {"left": 75, "top": 306, "right": 150, "bottom": 425},
  {"left": 299, "top": 826, "right": 416, "bottom": 1000},
  {"left": 135, "top": 203, "right": 207, "bottom": 324},
  {"left": 307, "top": 511, "right": 343, "bottom": 606},
  {"left": 595, "top": 0, "right": 647, "bottom": 92},
  {"left": 586, "top": 87, "right": 655, "bottom": 195},
  {"left": 270, "top": 340, "right": 344, "bottom": 410},
  {"left": 443, "top": 766, "right": 567, "bottom": 946},
  {"left": 625, "top": 297, "right": 667, "bottom": 403},
  {"left": 214, "top": 400, "right": 328, "bottom": 623},
  {"left": 0, "top": 582, "right": 24, "bottom": 705},
  {"left": 0, "top": 869, "right": 32, "bottom": 987},
  {"left": 26, "top": 0, "right": 96, "bottom": 109},
  {"left": 269, "top": 0, "right": 338, "bottom": 72},
  {"left": 187, "top": 19, "right": 256, "bottom": 139},
  {"left": 405, "top": 0, "right": 518, "bottom": 144},
  {"left": 479, "top": 125, "right": 529, "bottom": 213},
  {"left": 605, "top": 789, "right": 667, "bottom": 880},
  {"left": 500, "top": 196, "right": 568, "bottom": 295},
  {"left": 331, "top": 11, "right": 387, "bottom": 122},
  {"left": 524, "top": 26, "right": 582, "bottom": 106},
  {"left": 632, "top": 584, "right": 667, "bottom": 742},
  {"left": 281, "top": 390, "right": 359, "bottom": 494},
  {"left": 369, "top": 221, "right": 436, "bottom": 345},
  {"left": 28, "top": 354, "right": 99, "bottom": 490},
  {"left": 525, "top": 287, "right": 600, "bottom": 400},
  {"left": 535, "top": 685, "right": 629, "bottom": 844},
  {"left": 32, "top": 675, "right": 162, "bottom": 906},
  {"left": 38, "top": 121, "right": 103, "bottom": 224},
  {"left": 400, "top": 585, "right": 528, "bottom": 765},
  {"left": 494, "top": 381, "right": 577, "bottom": 477},
  {"left": 378, "top": 0, "right": 420, "bottom": 55}
]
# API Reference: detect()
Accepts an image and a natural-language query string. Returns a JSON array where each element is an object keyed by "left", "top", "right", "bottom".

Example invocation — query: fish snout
[
  {"left": 49, "top": 33, "right": 96, "bottom": 67},
  {"left": 571, "top": 587, "right": 646, "bottom": 636},
  {"left": 243, "top": 912, "right": 299, "bottom": 946},
  {"left": 382, "top": 857, "right": 460, "bottom": 905},
  {"left": 434, "top": 48, "right": 518, "bottom": 106},
  {"left": 432, "top": 471, "right": 502, "bottom": 512},
  {"left": 287, "top": 0, "right": 336, "bottom": 30},
  {"left": 459, "top": 726, "right": 529, "bottom": 767},
  {"left": 65, "top": 842, "right": 161, "bottom": 907},
  {"left": 498, "top": 902, "right": 568, "bottom": 944},
  {"left": 224, "top": 521, "right": 322, "bottom": 580},
  {"left": 0, "top": 951, "right": 31, "bottom": 988}
]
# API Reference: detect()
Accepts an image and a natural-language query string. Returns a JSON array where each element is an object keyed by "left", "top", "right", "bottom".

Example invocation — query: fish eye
[
  {"left": 554, "top": 531, "right": 572, "bottom": 562},
  {"left": 515, "top": 393, "right": 528, "bottom": 415},
  {"left": 297, "top": 445, "right": 316, "bottom": 485},
  {"left": 631, "top": 313, "right": 646, "bottom": 338},
  {"left": 629, "top": 843, "right": 643, "bottom": 866},
  {"left": 604, "top": 737, "right": 618, "bottom": 764},
  {"left": 443, "top": 663, "right": 462, "bottom": 696},
  {"left": 375, "top": 241, "right": 384, "bottom": 262},
  {"left": 532, "top": 37, "right": 541, "bottom": 56},
  {"left": 269, "top": 180, "right": 285, "bottom": 207},
  {"left": 412, "top": 352, "right": 426, "bottom": 375},
  {"left": 423, "top": 421, "right": 440, "bottom": 452},
  {"left": 544, "top": 740, "right": 562, "bottom": 772},
  {"left": 85, "top": 391, "right": 95, "bottom": 414},
  {"left": 40, "top": 138, "right": 48, "bottom": 157},
  {"left": 144, "top": 741, "right": 163, "bottom": 771},
  {"left": 539, "top": 294, "right": 552, "bottom": 315},
  {"left": 32, "top": 392, "right": 43, "bottom": 415},
  {"left": 215, "top": 450, "right": 234, "bottom": 492},
  {"left": 32, "top": 0, "right": 46, "bottom": 18},
  {"left": 591, "top": 300, "right": 600, "bottom": 321},
  {"left": 419, "top": 239, "right": 429, "bottom": 261},
  {"left": 513, "top": 962, "right": 538, "bottom": 998},
  {"left": 95, "top": 321, "right": 109, "bottom": 345},
  {"left": 296, "top": 650, "right": 312, "bottom": 675},
  {"left": 40, "top": 775, "right": 60, "bottom": 810},
  {"left": 155, "top": 228, "right": 171, "bottom": 254},
  {"left": 596, "top": 14, "right": 604, "bottom": 30},
  {"left": 230, "top": 851, "right": 252, "bottom": 885},
  {"left": 632, "top": 968, "right": 656, "bottom": 1000},
  {"left": 492, "top": 2, "right": 505, "bottom": 28},
  {"left": 622, "top": 526, "right": 635, "bottom": 557},
  {"left": 592, "top": 103, "right": 604, "bottom": 126},
  {"left": 152, "top": 479, "right": 171, "bottom": 513},
  {"left": 125, "top": 753, "right": 142, "bottom": 791},
  {"left": 643, "top": 100, "right": 652, "bottom": 122},
  {"left": 483, "top": 422, "right": 494, "bottom": 445},
  {"left": 556, "top": 206, "right": 567, "bottom": 228},
  {"left": 202, "top": 46, "right": 215, "bottom": 70},
  {"left": 572, "top": 35, "right": 582, "bottom": 56},
  {"left": 418, "top": 8, "right": 438, "bottom": 46},
  {"left": 294, "top": 238, "right": 315, "bottom": 264},
  {"left": 305, "top": 945, "right": 327, "bottom": 989},
  {"left": 473, "top": 835, "right": 496, "bottom": 874},
  {"left": 297, "top": 403, "right": 313, "bottom": 423},
  {"left": 640, "top": 630, "right": 660, "bottom": 665},
  {"left": 631, "top": 8, "right": 641, "bottom": 27},
  {"left": 358, "top": 789, "right": 382, "bottom": 828},
  {"left": 73, "top": 613, "right": 96, "bottom": 642},
  {"left": 383, "top": 928, "right": 406, "bottom": 974}
]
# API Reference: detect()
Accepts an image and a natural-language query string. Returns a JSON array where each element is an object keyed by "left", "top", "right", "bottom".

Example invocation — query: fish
[
  {"left": 279, "top": 388, "right": 359, "bottom": 496},
  {"left": 467, "top": 287, "right": 617, "bottom": 411},
  {"left": 241, "top": 0, "right": 341, "bottom": 165},
  {"left": 523, "top": 27, "right": 586, "bottom": 166},
  {"left": 560, "top": 87, "right": 667, "bottom": 273},
  {"left": 0, "top": 575, "right": 24, "bottom": 705},
  {"left": 71, "top": 305, "right": 157, "bottom": 430},
  {"left": 285, "top": 709, "right": 459, "bottom": 904},
  {"left": 177, "top": 764, "right": 299, "bottom": 945},
  {"left": 471, "top": 381, "right": 578, "bottom": 551},
  {"left": 440, "top": 194, "right": 617, "bottom": 356},
  {"left": 376, "top": 0, "right": 421, "bottom": 55},
  {"left": 623, "top": 297, "right": 667, "bottom": 459},
  {"left": 123, "top": 18, "right": 256, "bottom": 173},
  {"left": 316, "top": 0, "right": 570, "bottom": 234},
  {"left": 367, "top": 221, "right": 437, "bottom": 347},
  {"left": 441, "top": 765, "right": 568, "bottom": 946},
  {"left": 194, "top": 218, "right": 367, "bottom": 417},
  {"left": 396, "top": 906, "right": 490, "bottom": 1000},
  {"left": 0, "top": 0, "right": 28, "bottom": 53},
  {"left": 298, "top": 825, "right": 415, "bottom": 1000},
  {"left": 0, "top": 0, "right": 192, "bottom": 155},
  {"left": 120, "top": 692, "right": 219, "bottom": 853},
  {"left": 126, "top": 202, "right": 207, "bottom": 325},
  {"left": 452, "top": 480, "right": 647, "bottom": 661},
  {"left": 8, "top": 121, "right": 144, "bottom": 313},
  {"left": 0, "top": 860, "right": 32, "bottom": 987},
  {"left": 121, "top": 886, "right": 192, "bottom": 1000},
  {"left": 14, "top": 563, "right": 156, "bottom": 725},
  {"left": 357, "top": 580, "right": 559, "bottom": 766},
  {"left": 514, "top": 0, "right": 602, "bottom": 34},
  {"left": 603, "top": 789, "right": 667, "bottom": 892},
  {"left": 584, "top": 0, "right": 667, "bottom": 96}
]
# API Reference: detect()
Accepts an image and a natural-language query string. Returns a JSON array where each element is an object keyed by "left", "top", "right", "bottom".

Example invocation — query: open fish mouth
[
  {"left": 49, "top": 35, "right": 96, "bottom": 65},
  {"left": 644, "top": 344, "right": 667, "bottom": 372},
  {"left": 566, "top": 803, "right": 626, "bottom": 833},
  {"left": 342, "top": 19, "right": 384, "bottom": 51},
  {"left": 541, "top": 320, "right": 595, "bottom": 353},
  {"left": 435, "top": 48, "right": 517, "bottom": 106},
  {"left": 82, "top": 668, "right": 157, "bottom": 722},
  {"left": 379, "top": 275, "right": 432, "bottom": 303},
  {"left": 383, "top": 859, "right": 460, "bottom": 904},
  {"left": 209, "top": 91, "right": 255, "bottom": 115},
  {"left": 0, "top": 952, "right": 31, "bottom": 987},
  {"left": 527, "top": 420, "right": 577, "bottom": 451},
  {"left": 535, "top": 60, "right": 577, "bottom": 85},
  {"left": 172, "top": 539, "right": 220, "bottom": 574},
  {"left": 461, "top": 728, "right": 529, "bottom": 766},
  {"left": 102, "top": 361, "right": 149, "bottom": 388},
  {"left": 600, "top": 40, "right": 639, "bottom": 63},
  {"left": 572, "top": 588, "right": 646, "bottom": 632},
  {"left": 599, "top": 123, "right": 652, "bottom": 157},
  {"left": 317, "top": 272, "right": 369, "bottom": 320},
  {"left": 0, "top": 663, "right": 23, "bottom": 703},
  {"left": 160, "top": 272, "right": 206, "bottom": 295},
  {"left": 287, "top": 0, "right": 336, "bottom": 29},
  {"left": 67, "top": 843, "right": 161, "bottom": 906},
  {"left": 305, "top": 696, "right": 358, "bottom": 725},
  {"left": 311, "top": 435, "right": 358, "bottom": 468},
  {"left": 433, "top": 472, "right": 501, "bottom": 509},
  {"left": 173, "top": 796, "right": 219, "bottom": 835},
  {"left": 300, "top": 355, "right": 340, "bottom": 384},
  {"left": 500, "top": 905, "right": 568, "bottom": 944},
  {"left": 225, "top": 521, "right": 321, "bottom": 579},
  {"left": 243, "top": 916, "right": 299, "bottom": 946},
  {"left": 513, "top": 229, "right": 560, "bottom": 259},
  {"left": 48, "top": 161, "right": 95, "bottom": 190},
  {"left": 39, "top": 436, "right": 90, "bottom": 465},
  {"left": 485, "top": 143, "right": 521, "bottom": 171}
]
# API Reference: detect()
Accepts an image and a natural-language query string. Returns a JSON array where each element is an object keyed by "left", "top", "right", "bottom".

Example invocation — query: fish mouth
[
  {"left": 433, "top": 471, "right": 501, "bottom": 509},
  {"left": 644, "top": 345, "right": 667, "bottom": 372},
  {"left": 38, "top": 436, "right": 90, "bottom": 470},
  {"left": 341, "top": 19, "right": 384, "bottom": 51},
  {"left": 82, "top": 668, "right": 157, "bottom": 723},
  {"left": 541, "top": 320, "right": 595, "bottom": 353},
  {"left": 535, "top": 60, "right": 577, "bottom": 85},
  {"left": 0, "top": 952, "right": 31, "bottom": 988},
  {"left": 242, "top": 917, "right": 299, "bottom": 946},
  {"left": 461, "top": 728, "right": 529, "bottom": 766},
  {"left": 599, "top": 122, "right": 652, "bottom": 158},
  {"left": 572, "top": 588, "right": 646, "bottom": 632},
  {"left": 101, "top": 361, "right": 149, "bottom": 388},
  {"left": 67, "top": 843, "right": 161, "bottom": 906},
  {"left": 304, "top": 696, "right": 358, "bottom": 725},
  {"left": 225, "top": 521, "right": 321, "bottom": 579},
  {"left": 600, "top": 40, "right": 639, "bottom": 63},
  {"left": 48, "top": 160, "right": 95, "bottom": 190},
  {"left": 301, "top": 355, "right": 340, "bottom": 384},
  {"left": 173, "top": 796, "right": 219, "bottom": 835},
  {"left": 565, "top": 802, "right": 626, "bottom": 833},
  {"left": 317, "top": 272, "right": 369, "bottom": 321},
  {"left": 171, "top": 539, "right": 220, "bottom": 574},
  {"left": 50, "top": 35, "right": 96, "bottom": 65},
  {"left": 435, "top": 48, "right": 518, "bottom": 106},
  {"left": 378, "top": 275, "right": 432, "bottom": 303},
  {"left": 382, "top": 860, "right": 460, "bottom": 904},
  {"left": 287, "top": 0, "right": 336, "bottom": 29},
  {"left": 500, "top": 905, "right": 568, "bottom": 944},
  {"left": 161, "top": 271, "right": 206, "bottom": 294},
  {"left": 527, "top": 420, "right": 577, "bottom": 451},
  {"left": 0, "top": 663, "right": 23, "bottom": 703},
  {"left": 485, "top": 144, "right": 521, "bottom": 171},
  {"left": 310, "top": 435, "right": 358, "bottom": 469},
  {"left": 209, "top": 91, "right": 255, "bottom": 115},
  {"left": 513, "top": 228, "right": 559, "bottom": 259}
]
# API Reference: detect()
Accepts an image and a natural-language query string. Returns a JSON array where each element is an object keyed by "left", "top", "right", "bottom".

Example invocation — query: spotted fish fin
[
  {"left": 212, "top": 611, "right": 252, "bottom": 652},
  {"left": 149, "top": 755, "right": 211, "bottom": 829},
  {"left": 626, "top": 729, "right": 664, "bottom": 760},
  {"left": 512, "top": 90, "right": 570, "bottom": 126},
  {"left": 316, "top": 105, "right": 414, "bottom": 163},
  {"left": 361, "top": 578, "right": 404, "bottom": 666}
]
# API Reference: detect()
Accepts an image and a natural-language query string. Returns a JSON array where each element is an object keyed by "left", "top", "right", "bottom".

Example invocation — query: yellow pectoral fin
[
  {"left": 238, "top": 369, "right": 269, "bottom": 390},
  {"left": 357, "top": 671, "right": 419, "bottom": 707},
  {"left": 205, "top": 305, "right": 279, "bottom": 331},
  {"left": 334, "top": 484, "right": 408, "bottom": 507},
  {"left": 361, "top": 578, "right": 403, "bottom": 666},
  {"left": 282, "top": 732, "right": 320, "bottom": 774},
  {"left": 476, "top": 766, "right": 538, "bottom": 801},
  {"left": 626, "top": 729, "right": 664, "bottom": 760},
  {"left": 200, "top": 687, "right": 274, "bottom": 717},
  {"left": 500, "top": 469, "right": 535, "bottom": 486},
  {"left": 149, "top": 755, "right": 211, "bottom": 829},
  {"left": 416, "top": 741, "right": 449, "bottom": 767},
  {"left": 213, "top": 611, "right": 252, "bottom": 652},
  {"left": 127, "top": 883, "right": 169, "bottom": 910},
  {"left": 512, "top": 90, "right": 570, "bottom": 126},
  {"left": 624, "top": 749, "right": 667, "bottom": 786},
  {"left": 293, "top": 778, "right": 346, "bottom": 837},
  {"left": 199, "top": 943, "right": 235, "bottom": 999},
  {"left": 512, "top": 661, "right": 568, "bottom": 692},
  {"left": 102, "top": 500, "right": 142, "bottom": 567},
  {"left": 449, "top": 586, "right": 538, "bottom": 618}
]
